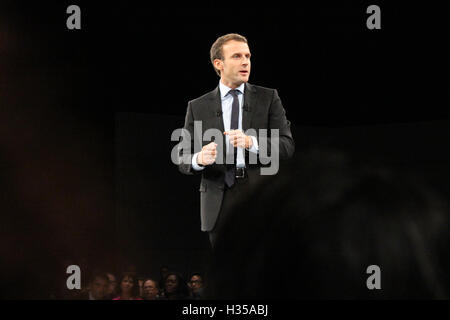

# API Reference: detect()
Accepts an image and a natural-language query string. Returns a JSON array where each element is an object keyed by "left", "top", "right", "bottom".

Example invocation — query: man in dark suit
[{"left": 177, "top": 33, "right": 294, "bottom": 249}]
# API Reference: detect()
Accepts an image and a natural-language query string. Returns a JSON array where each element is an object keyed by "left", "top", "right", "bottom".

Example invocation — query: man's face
[
  {"left": 189, "top": 275, "right": 203, "bottom": 293},
  {"left": 142, "top": 280, "right": 159, "bottom": 300},
  {"left": 90, "top": 278, "right": 108, "bottom": 300},
  {"left": 165, "top": 275, "right": 178, "bottom": 294},
  {"left": 106, "top": 273, "right": 117, "bottom": 295},
  {"left": 215, "top": 40, "right": 251, "bottom": 88}
]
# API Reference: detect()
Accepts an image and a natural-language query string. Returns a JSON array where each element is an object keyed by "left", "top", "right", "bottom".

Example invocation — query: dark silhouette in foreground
[{"left": 205, "top": 148, "right": 450, "bottom": 299}]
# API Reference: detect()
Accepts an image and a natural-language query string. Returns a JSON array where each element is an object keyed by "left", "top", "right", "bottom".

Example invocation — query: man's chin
[{"left": 229, "top": 78, "right": 248, "bottom": 88}]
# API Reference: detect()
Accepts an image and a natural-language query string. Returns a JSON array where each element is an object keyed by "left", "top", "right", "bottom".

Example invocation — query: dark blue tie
[{"left": 224, "top": 89, "right": 240, "bottom": 188}]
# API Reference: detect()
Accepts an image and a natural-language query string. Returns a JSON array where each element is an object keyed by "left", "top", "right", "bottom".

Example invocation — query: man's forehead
[
  {"left": 94, "top": 279, "right": 108, "bottom": 284},
  {"left": 223, "top": 40, "right": 250, "bottom": 53}
]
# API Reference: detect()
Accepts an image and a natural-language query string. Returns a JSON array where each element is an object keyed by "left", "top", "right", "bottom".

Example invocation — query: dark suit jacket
[{"left": 178, "top": 82, "right": 294, "bottom": 231}]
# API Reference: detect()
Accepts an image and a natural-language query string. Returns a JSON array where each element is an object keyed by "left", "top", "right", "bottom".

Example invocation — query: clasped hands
[{"left": 197, "top": 130, "right": 253, "bottom": 166}]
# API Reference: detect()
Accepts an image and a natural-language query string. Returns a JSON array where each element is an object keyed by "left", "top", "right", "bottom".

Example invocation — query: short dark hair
[
  {"left": 190, "top": 273, "right": 203, "bottom": 280},
  {"left": 89, "top": 271, "right": 109, "bottom": 285},
  {"left": 210, "top": 33, "right": 248, "bottom": 76},
  {"left": 142, "top": 278, "right": 159, "bottom": 289}
]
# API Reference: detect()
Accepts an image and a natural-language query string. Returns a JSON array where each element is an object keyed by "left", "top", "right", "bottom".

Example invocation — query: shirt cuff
[
  {"left": 247, "top": 136, "right": 259, "bottom": 153},
  {"left": 191, "top": 152, "right": 205, "bottom": 171}
]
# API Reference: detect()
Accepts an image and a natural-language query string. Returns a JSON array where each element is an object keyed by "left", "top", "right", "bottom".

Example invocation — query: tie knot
[{"left": 228, "top": 89, "right": 240, "bottom": 98}]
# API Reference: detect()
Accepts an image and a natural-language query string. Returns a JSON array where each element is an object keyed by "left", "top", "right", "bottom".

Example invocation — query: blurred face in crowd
[
  {"left": 189, "top": 275, "right": 203, "bottom": 293},
  {"left": 165, "top": 274, "right": 179, "bottom": 294},
  {"left": 90, "top": 277, "right": 108, "bottom": 300},
  {"left": 138, "top": 279, "right": 144, "bottom": 297},
  {"left": 120, "top": 275, "right": 134, "bottom": 295},
  {"left": 106, "top": 273, "right": 117, "bottom": 296},
  {"left": 142, "top": 280, "right": 159, "bottom": 300},
  {"left": 215, "top": 40, "right": 251, "bottom": 89},
  {"left": 160, "top": 266, "right": 169, "bottom": 279}
]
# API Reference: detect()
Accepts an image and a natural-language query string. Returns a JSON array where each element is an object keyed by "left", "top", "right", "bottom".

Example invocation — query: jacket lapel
[
  {"left": 210, "top": 86, "right": 225, "bottom": 133},
  {"left": 242, "top": 83, "right": 256, "bottom": 131},
  {"left": 209, "top": 86, "right": 226, "bottom": 164}
]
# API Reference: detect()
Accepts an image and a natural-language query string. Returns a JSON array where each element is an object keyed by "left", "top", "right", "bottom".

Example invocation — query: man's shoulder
[
  {"left": 187, "top": 83, "right": 277, "bottom": 107},
  {"left": 246, "top": 83, "right": 277, "bottom": 95},
  {"left": 188, "top": 87, "right": 218, "bottom": 105}
]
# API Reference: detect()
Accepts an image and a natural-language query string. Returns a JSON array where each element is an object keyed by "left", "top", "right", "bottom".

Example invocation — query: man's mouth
[{"left": 239, "top": 70, "right": 248, "bottom": 75}]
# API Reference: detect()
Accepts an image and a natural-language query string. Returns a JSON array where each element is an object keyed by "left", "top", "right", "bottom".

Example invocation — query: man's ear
[{"left": 214, "top": 59, "right": 223, "bottom": 74}]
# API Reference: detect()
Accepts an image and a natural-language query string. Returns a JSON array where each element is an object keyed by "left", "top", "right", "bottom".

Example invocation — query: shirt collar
[{"left": 219, "top": 81, "right": 245, "bottom": 99}]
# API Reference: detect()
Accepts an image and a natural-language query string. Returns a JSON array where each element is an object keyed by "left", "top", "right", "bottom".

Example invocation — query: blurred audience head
[
  {"left": 142, "top": 278, "right": 159, "bottom": 300},
  {"left": 189, "top": 273, "right": 204, "bottom": 291},
  {"left": 87, "top": 272, "right": 109, "bottom": 300},
  {"left": 158, "top": 265, "right": 170, "bottom": 293},
  {"left": 137, "top": 277, "right": 145, "bottom": 298},
  {"left": 105, "top": 272, "right": 117, "bottom": 298},
  {"left": 160, "top": 265, "right": 169, "bottom": 279},
  {"left": 116, "top": 272, "right": 140, "bottom": 299},
  {"left": 164, "top": 271, "right": 189, "bottom": 300},
  {"left": 188, "top": 273, "right": 204, "bottom": 298}
]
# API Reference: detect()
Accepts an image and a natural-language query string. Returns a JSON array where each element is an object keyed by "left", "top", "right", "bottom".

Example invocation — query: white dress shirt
[{"left": 192, "top": 81, "right": 259, "bottom": 171}]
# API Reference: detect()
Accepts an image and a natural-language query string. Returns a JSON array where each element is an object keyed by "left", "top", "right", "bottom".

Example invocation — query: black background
[{"left": 0, "top": 1, "right": 449, "bottom": 299}]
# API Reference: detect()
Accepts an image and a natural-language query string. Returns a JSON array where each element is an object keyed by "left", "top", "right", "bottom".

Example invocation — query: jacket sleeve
[
  {"left": 259, "top": 89, "right": 295, "bottom": 161},
  {"left": 178, "top": 101, "right": 203, "bottom": 175}
]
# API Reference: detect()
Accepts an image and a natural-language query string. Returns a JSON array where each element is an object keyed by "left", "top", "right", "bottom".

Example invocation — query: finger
[
  {"left": 224, "top": 130, "right": 237, "bottom": 136},
  {"left": 235, "top": 138, "right": 244, "bottom": 147},
  {"left": 206, "top": 155, "right": 216, "bottom": 163}
]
